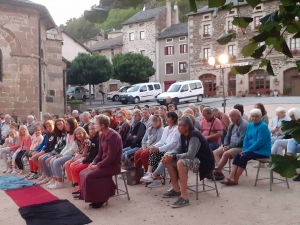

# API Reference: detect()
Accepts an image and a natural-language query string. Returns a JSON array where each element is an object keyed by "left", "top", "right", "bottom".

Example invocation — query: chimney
[
  {"left": 166, "top": 0, "right": 171, "bottom": 27},
  {"left": 172, "top": 1, "right": 179, "bottom": 24}
]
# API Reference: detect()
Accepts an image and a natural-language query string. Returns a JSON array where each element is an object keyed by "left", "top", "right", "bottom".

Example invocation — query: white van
[
  {"left": 156, "top": 80, "right": 204, "bottom": 105},
  {"left": 107, "top": 86, "right": 131, "bottom": 102},
  {"left": 119, "top": 82, "right": 162, "bottom": 104}
]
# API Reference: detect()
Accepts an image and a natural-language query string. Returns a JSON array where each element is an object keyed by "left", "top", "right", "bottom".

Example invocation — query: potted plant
[
  {"left": 273, "top": 89, "right": 279, "bottom": 97},
  {"left": 67, "top": 100, "right": 87, "bottom": 112}
]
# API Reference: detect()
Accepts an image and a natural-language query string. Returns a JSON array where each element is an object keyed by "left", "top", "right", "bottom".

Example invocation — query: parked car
[
  {"left": 156, "top": 80, "right": 204, "bottom": 105},
  {"left": 84, "top": 88, "right": 94, "bottom": 99},
  {"left": 119, "top": 82, "right": 162, "bottom": 104},
  {"left": 107, "top": 86, "right": 131, "bottom": 102},
  {"left": 67, "top": 86, "right": 88, "bottom": 101}
]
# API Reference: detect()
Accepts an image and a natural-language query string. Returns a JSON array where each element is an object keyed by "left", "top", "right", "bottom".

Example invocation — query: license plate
[
  {"left": 158, "top": 99, "right": 163, "bottom": 102},
  {"left": 121, "top": 98, "right": 125, "bottom": 100}
]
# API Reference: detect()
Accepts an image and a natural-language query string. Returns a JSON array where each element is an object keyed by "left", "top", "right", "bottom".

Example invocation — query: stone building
[
  {"left": 156, "top": 23, "right": 188, "bottom": 91},
  {"left": 82, "top": 35, "right": 104, "bottom": 48},
  {"left": 0, "top": 0, "right": 64, "bottom": 119},
  {"left": 121, "top": 0, "right": 179, "bottom": 81},
  {"left": 107, "top": 29, "right": 122, "bottom": 39},
  {"left": 188, "top": 0, "right": 300, "bottom": 97}
]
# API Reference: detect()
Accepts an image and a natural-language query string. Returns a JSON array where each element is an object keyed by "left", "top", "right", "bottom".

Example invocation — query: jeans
[
  {"left": 122, "top": 147, "right": 139, "bottom": 162},
  {"left": 208, "top": 142, "right": 220, "bottom": 151},
  {"left": 41, "top": 154, "right": 52, "bottom": 176},
  {"left": 15, "top": 150, "right": 27, "bottom": 170},
  {"left": 233, "top": 152, "right": 268, "bottom": 168},
  {"left": 154, "top": 162, "right": 165, "bottom": 175},
  {"left": 271, "top": 139, "right": 289, "bottom": 155},
  {"left": 51, "top": 155, "right": 72, "bottom": 178},
  {"left": 271, "top": 135, "right": 284, "bottom": 145},
  {"left": 287, "top": 138, "right": 300, "bottom": 156}
]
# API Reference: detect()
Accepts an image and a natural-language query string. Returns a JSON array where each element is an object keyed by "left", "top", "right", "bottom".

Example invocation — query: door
[
  {"left": 199, "top": 74, "right": 216, "bottom": 96},
  {"left": 179, "top": 84, "right": 190, "bottom": 102},
  {"left": 228, "top": 73, "right": 237, "bottom": 96},
  {"left": 164, "top": 81, "right": 176, "bottom": 91},
  {"left": 147, "top": 84, "right": 154, "bottom": 100},
  {"left": 139, "top": 85, "right": 148, "bottom": 101},
  {"left": 109, "top": 84, "right": 118, "bottom": 92},
  {"left": 248, "top": 69, "right": 270, "bottom": 94},
  {"left": 284, "top": 68, "right": 300, "bottom": 96},
  {"left": 188, "top": 82, "right": 198, "bottom": 101}
]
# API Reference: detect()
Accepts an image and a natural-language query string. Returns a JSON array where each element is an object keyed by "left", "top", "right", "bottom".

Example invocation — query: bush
[{"left": 67, "top": 100, "right": 83, "bottom": 104}]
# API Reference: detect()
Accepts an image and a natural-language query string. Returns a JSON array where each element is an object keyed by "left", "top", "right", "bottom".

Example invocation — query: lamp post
[{"left": 208, "top": 54, "right": 229, "bottom": 113}]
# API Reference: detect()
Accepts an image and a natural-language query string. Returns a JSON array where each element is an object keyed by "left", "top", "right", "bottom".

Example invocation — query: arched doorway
[
  {"left": 284, "top": 68, "right": 300, "bottom": 96},
  {"left": 228, "top": 73, "right": 236, "bottom": 96},
  {"left": 248, "top": 69, "right": 270, "bottom": 94},
  {"left": 199, "top": 74, "right": 216, "bottom": 96}
]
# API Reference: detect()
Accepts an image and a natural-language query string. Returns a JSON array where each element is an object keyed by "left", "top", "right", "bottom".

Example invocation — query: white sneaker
[
  {"left": 38, "top": 177, "right": 52, "bottom": 185},
  {"left": 253, "top": 163, "right": 265, "bottom": 168},
  {"left": 2, "top": 168, "right": 8, "bottom": 173},
  {"left": 18, "top": 170, "right": 26, "bottom": 175},
  {"left": 140, "top": 173, "right": 154, "bottom": 182},
  {"left": 46, "top": 178, "right": 55, "bottom": 186},
  {"left": 147, "top": 180, "right": 162, "bottom": 188},
  {"left": 37, "top": 174, "right": 46, "bottom": 181},
  {"left": 11, "top": 169, "right": 18, "bottom": 174},
  {"left": 28, "top": 173, "right": 38, "bottom": 180},
  {"left": 6, "top": 168, "right": 12, "bottom": 173},
  {"left": 48, "top": 181, "right": 64, "bottom": 189},
  {"left": 23, "top": 172, "right": 32, "bottom": 178}
]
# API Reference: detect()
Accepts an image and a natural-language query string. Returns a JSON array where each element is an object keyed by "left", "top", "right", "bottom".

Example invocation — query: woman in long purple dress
[{"left": 79, "top": 115, "right": 123, "bottom": 208}]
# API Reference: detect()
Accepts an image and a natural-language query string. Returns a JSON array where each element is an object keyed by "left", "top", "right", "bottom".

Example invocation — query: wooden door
[
  {"left": 164, "top": 80, "right": 176, "bottom": 91},
  {"left": 199, "top": 74, "right": 216, "bottom": 96},
  {"left": 109, "top": 84, "right": 118, "bottom": 92},
  {"left": 284, "top": 68, "right": 300, "bottom": 96}
]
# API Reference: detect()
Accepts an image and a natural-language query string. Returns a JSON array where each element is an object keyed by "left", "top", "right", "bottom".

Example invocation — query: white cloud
[{"left": 33, "top": 0, "right": 99, "bottom": 25}]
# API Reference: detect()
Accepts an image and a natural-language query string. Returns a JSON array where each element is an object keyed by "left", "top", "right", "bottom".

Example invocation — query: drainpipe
[{"left": 38, "top": 18, "right": 42, "bottom": 120}]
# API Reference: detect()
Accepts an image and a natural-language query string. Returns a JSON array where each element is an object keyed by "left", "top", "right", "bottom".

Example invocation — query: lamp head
[
  {"left": 208, "top": 57, "right": 215, "bottom": 66},
  {"left": 218, "top": 54, "right": 229, "bottom": 64}
]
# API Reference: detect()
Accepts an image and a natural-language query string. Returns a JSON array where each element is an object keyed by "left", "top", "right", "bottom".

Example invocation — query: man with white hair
[
  {"left": 270, "top": 107, "right": 290, "bottom": 144},
  {"left": 72, "top": 110, "right": 80, "bottom": 122},
  {"left": 165, "top": 96, "right": 178, "bottom": 110},
  {"left": 26, "top": 115, "right": 36, "bottom": 135},
  {"left": 189, "top": 103, "right": 195, "bottom": 109},
  {"left": 212, "top": 109, "right": 248, "bottom": 180},
  {"left": 0, "top": 114, "right": 11, "bottom": 145}
]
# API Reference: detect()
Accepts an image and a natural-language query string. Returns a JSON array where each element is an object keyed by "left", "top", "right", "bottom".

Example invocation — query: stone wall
[{"left": 188, "top": 1, "right": 300, "bottom": 96}]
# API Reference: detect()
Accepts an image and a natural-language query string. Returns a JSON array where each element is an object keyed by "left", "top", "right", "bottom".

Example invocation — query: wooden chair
[{"left": 254, "top": 158, "right": 289, "bottom": 191}]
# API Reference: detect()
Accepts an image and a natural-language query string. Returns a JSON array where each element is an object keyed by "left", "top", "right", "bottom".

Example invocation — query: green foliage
[
  {"left": 84, "top": 8, "right": 109, "bottom": 24},
  {"left": 217, "top": 32, "right": 236, "bottom": 45},
  {"left": 112, "top": 53, "right": 156, "bottom": 84},
  {"left": 269, "top": 155, "right": 300, "bottom": 178},
  {"left": 67, "top": 100, "right": 83, "bottom": 105},
  {"left": 67, "top": 53, "right": 113, "bottom": 86}
]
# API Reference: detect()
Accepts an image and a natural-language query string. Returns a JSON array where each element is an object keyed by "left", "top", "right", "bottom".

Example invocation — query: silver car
[{"left": 67, "top": 86, "right": 88, "bottom": 101}]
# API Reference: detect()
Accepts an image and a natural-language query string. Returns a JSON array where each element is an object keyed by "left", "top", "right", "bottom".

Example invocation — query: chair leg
[
  {"left": 286, "top": 177, "right": 290, "bottom": 189},
  {"left": 122, "top": 173, "right": 130, "bottom": 200},
  {"left": 245, "top": 168, "right": 248, "bottom": 176},
  {"left": 115, "top": 175, "right": 119, "bottom": 195},
  {"left": 202, "top": 178, "right": 205, "bottom": 191},
  {"left": 270, "top": 170, "right": 273, "bottom": 191},
  {"left": 196, "top": 171, "right": 199, "bottom": 200},
  {"left": 211, "top": 172, "right": 219, "bottom": 197},
  {"left": 254, "top": 162, "right": 261, "bottom": 186}
]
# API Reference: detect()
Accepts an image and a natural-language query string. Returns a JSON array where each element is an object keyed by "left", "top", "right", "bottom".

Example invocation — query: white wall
[{"left": 62, "top": 32, "right": 90, "bottom": 62}]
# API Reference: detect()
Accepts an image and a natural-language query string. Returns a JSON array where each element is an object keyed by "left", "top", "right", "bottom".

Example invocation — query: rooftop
[
  {"left": 61, "top": 31, "right": 92, "bottom": 53},
  {"left": 90, "top": 35, "right": 123, "bottom": 51},
  {"left": 121, "top": 7, "right": 166, "bottom": 25},
  {"left": 157, "top": 23, "right": 188, "bottom": 39}
]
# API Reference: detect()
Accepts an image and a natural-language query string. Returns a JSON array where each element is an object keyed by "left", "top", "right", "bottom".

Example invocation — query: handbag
[{"left": 126, "top": 158, "right": 144, "bottom": 186}]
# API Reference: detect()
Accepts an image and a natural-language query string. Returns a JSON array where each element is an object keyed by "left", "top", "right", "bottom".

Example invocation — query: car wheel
[
  {"left": 121, "top": 101, "right": 128, "bottom": 105},
  {"left": 82, "top": 95, "right": 86, "bottom": 101},
  {"left": 173, "top": 97, "right": 179, "bottom": 104},
  {"left": 197, "top": 95, "right": 203, "bottom": 102},
  {"left": 112, "top": 95, "right": 119, "bottom": 102},
  {"left": 133, "top": 97, "right": 140, "bottom": 104}
]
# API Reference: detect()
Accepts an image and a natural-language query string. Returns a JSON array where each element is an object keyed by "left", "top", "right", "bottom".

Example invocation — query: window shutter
[
  {"left": 180, "top": 45, "right": 183, "bottom": 54},
  {"left": 186, "top": 45, "right": 188, "bottom": 53},
  {"left": 165, "top": 47, "right": 167, "bottom": 55},
  {"left": 172, "top": 46, "right": 174, "bottom": 55}
]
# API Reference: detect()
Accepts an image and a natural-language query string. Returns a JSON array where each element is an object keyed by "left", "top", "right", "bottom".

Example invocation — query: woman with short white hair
[
  {"left": 220, "top": 108, "right": 271, "bottom": 186},
  {"left": 270, "top": 107, "right": 291, "bottom": 144}
]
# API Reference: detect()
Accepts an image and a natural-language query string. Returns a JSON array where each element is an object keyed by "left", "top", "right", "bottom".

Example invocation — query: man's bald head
[
  {"left": 184, "top": 108, "right": 194, "bottom": 116},
  {"left": 229, "top": 109, "right": 242, "bottom": 123}
]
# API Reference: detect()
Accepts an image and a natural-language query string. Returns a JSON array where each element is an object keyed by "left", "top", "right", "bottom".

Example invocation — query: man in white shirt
[{"left": 1, "top": 114, "right": 11, "bottom": 145}]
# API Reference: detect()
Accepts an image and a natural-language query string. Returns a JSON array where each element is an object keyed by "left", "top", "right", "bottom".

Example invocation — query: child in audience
[{"left": 3, "top": 130, "right": 19, "bottom": 173}]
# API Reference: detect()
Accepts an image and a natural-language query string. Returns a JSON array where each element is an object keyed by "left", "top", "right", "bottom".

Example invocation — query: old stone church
[{"left": 0, "top": 0, "right": 64, "bottom": 119}]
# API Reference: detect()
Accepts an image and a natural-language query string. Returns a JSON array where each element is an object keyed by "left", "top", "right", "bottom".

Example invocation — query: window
[
  {"left": 196, "top": 82, "right": 202, "bottom": 89},
  {"left": 179, "top": 36, "right": 186, "bottom": 41},
  {"left": 181, "top": 84, "right": 189, "bottom": 92},
  {"left": 166, "top": 38, "right": 173, "bottom": 43},
  {"left": 129, "top": 33, "right": 134, "bottom": 41},
  {"left": 0, "top": 49, "right": 2, "bottom": 82},
  {"left": 189, "top": 83, "right": 196, "bottom": 90},
  {"left": 255, "top": 6, "right": 262, "bottom": 10},
  {"left": 140, "top": 31, "right": 145, "bottom": 40},
  {"left": 179, "top": 44, "right": 188, "bottom": 54},
  {"left": 140, "top": 85, "right": 147, "bottom": 92},
  {"left": 203, "top": 14, "right": 211, "bottom": 20},
  {"left": 229, "top": 10, "right": 235, "bottom": 15},
  {"left": 166, "top": 63, "right": 174, "bottom": 74},
  {"left": 228, "top": 73, "right": 236, "bottom": 91},
  {"left": 140, "top": 50, "right": 145, "bottom": 55},
  {"left": 111, "top": 49, "right": 114, "bottom": 58},
  {"left": 249, "top": 70, "right": 270, "bottom": 93},
  {"left": 154, "top": 84, "right": 161, "bottom": 90},
  {"left": 227, "top": 21, "right": 236, "bottom": 32},
  {"left": 228, "top": 45, "right": 237, "bottom": 57},
  {"left": 254, "top": 16, "right": 262, "bottom": 29},
  {"left": 290, "top": 38, "right": 300, "bottom": 50},
  {"left": 165, "top": 46, "right": 174, "bottom": 55},
  {"left": 179, "top": 62, "right": 187, "bottom": 74},
  {"left": 254, "top": 4, "right": 263, "bottom": 12},
  {"left": 129, "top": 25, "right": 133, "bottom": 28},
  {"left": 203, "top": 24, "right": 211, "bottom": 36},
  {"left": 147, "top": 85, "right": 154, "bottom": 91},
  {"left": 203, "top": 48, "right": 211, "bottom": 59}
]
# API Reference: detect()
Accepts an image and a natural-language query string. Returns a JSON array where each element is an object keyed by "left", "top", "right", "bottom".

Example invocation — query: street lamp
[{"left": 208, "top": 54, "right": 229, "bottom": 113}]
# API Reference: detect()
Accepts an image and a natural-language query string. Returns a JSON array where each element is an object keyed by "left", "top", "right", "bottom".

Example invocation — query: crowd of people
[{"left": 0, "top": 99, "right": 300, "bottom": 209}]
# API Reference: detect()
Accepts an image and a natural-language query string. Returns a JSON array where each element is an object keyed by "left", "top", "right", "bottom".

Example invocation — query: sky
[{"left": 33, "top": 0, "right": 100, "bottom": 25}]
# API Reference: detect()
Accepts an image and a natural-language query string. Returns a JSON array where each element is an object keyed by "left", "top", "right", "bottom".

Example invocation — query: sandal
[{"left": 220, "top": 178, "right": 237, "bottom": 185}]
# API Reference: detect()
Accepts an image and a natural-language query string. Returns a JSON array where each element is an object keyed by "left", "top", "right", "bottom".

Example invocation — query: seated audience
[
  {"left": 79, "top": 115, "right": 123, "bottom": 209},
  {"left": 200, "top": 107, "right": 223, "bottom": 150},
  {"left": 162, "top": 116, "right": 214, "bottom": 208},
  {"left": 1, "top": 114, "right": 11, "bottom": 145},
  {"left": 212, "top": 108, "right": 230, "bottom": 144},
  {"left": 90, "top": 109, "right": 99, "bottom": 123},
  {"left": 165, "top": 96, "right": 178, "bottom": 110},
  {"left": 254, "top": 103, "right": 269, "bottom": 125},
  {"left": 103, "top": 109, "right": 119, "bottom": 131},
  {"left": 116, "top": 110, "right": 132, "bottom": 148},
  {"left": 141, "top": 108, "right": 153, "bottom": 129},
  {"left": 11, "top": 110, "right": 23, "bottom": 125},
  {"left": 220, "top": 109, "right": 271, "bottom": 186},
  {"left": 270, "top": 107, "right": 290, "bottom": 144},
  {"left": 43, "top": 113, "right": 52, "bottom": 123},
  {"left": 72, "top": 110, "right": 80, "bottom": 122},
  {"left": 213, "top": 109, "right": 248, "bottom": 180},
  {"left": 1, "top": 130, "right": 19, "bottom": 173},
  {"left": 192, "top": 106, "right": 202, "bottom": 122},
  {"left": 127, "top": 110, "right": 134, "bottom": 125},
  {"left": 134, "top": 115, "right": 164, "bottom": 172},
  {"left": 233, "top": 104, "right": 250, "bottom": 122},
  {"left": 26, "top": 115, "right": 36, "bottom": 135},
  {"left": 81, "top": 111, "right": 91, "bottom": 134},
  {"left": 183, "top": 108, "right": 200, "bottom": 130},
  {"left": 158, "top": 106, "right": 168, "bottom": 127}
]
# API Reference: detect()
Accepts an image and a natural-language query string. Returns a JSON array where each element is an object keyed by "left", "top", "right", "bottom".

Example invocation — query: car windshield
[
  {"left": 167, "top": 84, "right": 182, "bottom": 92},
  {"left": 67, "top": 87, "right": 75, "bottom": 93},
  {"left": 127, "top": 85, "right": 140, "bottom": 92}
]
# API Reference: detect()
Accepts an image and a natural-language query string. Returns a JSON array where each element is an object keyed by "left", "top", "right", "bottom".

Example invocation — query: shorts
[
  {"left": 179, "top": 158, "right": 200, "bottom": 173},
  {"left": 214, "top": 146, "right": 242, "bottom": 158}
]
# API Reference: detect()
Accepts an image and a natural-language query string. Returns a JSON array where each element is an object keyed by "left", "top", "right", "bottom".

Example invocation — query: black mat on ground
[{"left": 19, "top": 199, "right": 92, "bottom": 225}]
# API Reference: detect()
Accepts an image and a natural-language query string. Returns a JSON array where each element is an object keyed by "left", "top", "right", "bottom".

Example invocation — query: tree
[
  {"left": 67, "top": 53, "right": 113, "bottom": 104},
  {"left": 188, "top": 0, "right": 300, "bottom": 75},
  {"left": 112, "top": 53, "right": 156, "bottom": 84}
]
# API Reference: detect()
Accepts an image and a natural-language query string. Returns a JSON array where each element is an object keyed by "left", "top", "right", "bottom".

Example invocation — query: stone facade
[
  {"left": 0, "top": 1, "right": 63, "bottom": 120},
  {"left": 188, "top": 1, "right": 300, "bottom": 97}
]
